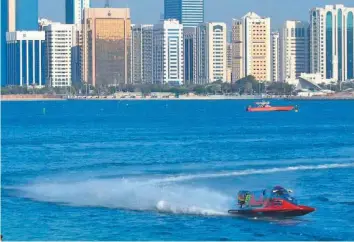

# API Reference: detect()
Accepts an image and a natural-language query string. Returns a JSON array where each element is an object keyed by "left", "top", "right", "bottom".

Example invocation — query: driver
[{"left": 238, "top": 194, "right": 246, "bottom": 208}]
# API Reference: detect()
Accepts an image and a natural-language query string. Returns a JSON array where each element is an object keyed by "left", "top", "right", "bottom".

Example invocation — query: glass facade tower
[
  {"left": 16, "top": 0, "right": 38, "bottom": 30},
  {"left": 83, "top": 8, "right": 131, "bottom": 86},
  {"left": 164, "top": 0, "right": 204, "bottom": 27},
  {"left": 1, "top": 0, "right": 9, "bottom": 86},
  {"left": 310, "top": 5, "right": 354, "bottom": 82},
  {"left": 325, "top": 11, "right": 333, "bottom": 79},
  {"left": 66, "top": 0, "right": 90, "bottom": 24}
]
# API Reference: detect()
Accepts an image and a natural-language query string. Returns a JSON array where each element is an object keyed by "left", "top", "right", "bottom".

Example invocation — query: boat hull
[
  {"left": 247, "top": 106, "right": 294, "bottom": 112},
  {"left": 228, "top": 205, "right": 315, "bottom": 217}
]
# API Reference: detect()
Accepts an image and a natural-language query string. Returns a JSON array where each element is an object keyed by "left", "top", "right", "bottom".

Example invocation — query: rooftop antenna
[{"left": 105, "top": 0, "right": 110, "bottom": 8}]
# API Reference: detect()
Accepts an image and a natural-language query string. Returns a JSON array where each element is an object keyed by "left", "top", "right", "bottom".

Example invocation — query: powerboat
[
  {"left": 246, "top": 101, "right": 297, "bottom": 112},
  {"left": 228, "top": 186, "right": 315, "bottom": 217}
]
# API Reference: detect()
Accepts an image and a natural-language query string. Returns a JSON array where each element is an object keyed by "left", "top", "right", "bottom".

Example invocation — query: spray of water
[
  {"left": 15, "top": 179, "right": 231, "bottom": 216},
  {"left": 11, "top": 162, "right": 354, "bottom": 216}
]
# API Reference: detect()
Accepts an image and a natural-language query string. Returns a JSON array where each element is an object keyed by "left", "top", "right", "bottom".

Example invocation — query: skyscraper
[
  {"left": 271, "top": 32, "right": 280, "bottom": 82},
  {"left": 196, "top": 22, "right": 227, "bottom": 83},
  {"left": 66, "top": 0, "right": 90, "bottom": 24},
  {"left": 6, "top": 31, "right": 46, "bottom": 86},
  {"left": 1, "top": 0, "right": 39, "bottom": 86},
  {"left": 310, "top": 4, "right": 354, "bottom": 83},
  {"left": 164, "top": 0, "right": 204, "bottom": 27},
  {"left": 280, "top": 20, "right": 310, "bottom": 84},
  {"left": 131, "top": 24, "right": 154, "bottom": 84},
  {"left": 44, "top": 23, "right": 81, "bottom": 87},
  {"left": 15, "top": 0, "right": 38, "bottom": 30},
  {"left": 232, "top": 12, "right": 271, "bottom": 82},
  {"left": 83, "top": 8, "right": 131, "bottom": 86},
  {"left": 153, "top": 19, "right": 184, "bottom": 85},
  {"left": 1, "top": 0, "right": 8, "bottom": 86},
  {"left": 6, "top": 0, "right": 39, "bottom": 31}
]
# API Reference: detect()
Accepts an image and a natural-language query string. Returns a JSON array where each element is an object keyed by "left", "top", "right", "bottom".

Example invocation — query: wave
[{"left": 9, "top": 162, "right": 354, "bottom": 216}]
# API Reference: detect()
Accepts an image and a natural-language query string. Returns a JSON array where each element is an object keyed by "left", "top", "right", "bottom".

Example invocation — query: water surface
[{"left": 2, "top": 100, "right": 354, "bottom": 240}]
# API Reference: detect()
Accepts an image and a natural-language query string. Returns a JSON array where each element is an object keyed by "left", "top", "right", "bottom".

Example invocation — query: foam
[{"left": 11, "top": 162, "right": 354, "bottom": 216}]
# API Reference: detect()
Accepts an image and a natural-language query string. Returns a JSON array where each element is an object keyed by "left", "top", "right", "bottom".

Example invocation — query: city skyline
[
  {"left": 39, "top": 0, "right": 354, "bottom": 28},
  {"left": 1, "top": 0, "right": 354, "bottom": 88}
]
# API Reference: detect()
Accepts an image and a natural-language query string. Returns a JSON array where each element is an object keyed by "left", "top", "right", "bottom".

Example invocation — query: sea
[{"left": 1, "top": 99, "right": 354, "bottom": 241}]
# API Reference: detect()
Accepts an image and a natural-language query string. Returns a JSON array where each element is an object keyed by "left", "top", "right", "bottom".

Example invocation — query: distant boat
[{"left": 246, "top": 101, "right": 297, "bottom": 112}]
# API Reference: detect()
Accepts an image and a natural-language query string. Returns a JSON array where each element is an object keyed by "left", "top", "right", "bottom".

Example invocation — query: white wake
[
  {"left": 12, "top": 162, "right": 354, "bottom": 216},
  {"left": 15, "top": 180, "right": 231, "bottom": 216}
]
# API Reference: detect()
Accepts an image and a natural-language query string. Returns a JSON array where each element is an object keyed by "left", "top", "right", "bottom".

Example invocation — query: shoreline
[
  {"left": 2, "top": 94, "right": 354, "bottom": 101},
  {"left": 1, "top": 98, "right": 66, "bottom": 102}
]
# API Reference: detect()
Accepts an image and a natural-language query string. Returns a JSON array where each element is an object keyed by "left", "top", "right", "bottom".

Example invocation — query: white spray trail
[
  {"left": 15, "top": 180, "right": 231, "bottom": 216},
  {"left": 11, "top": 162, "right": 354, "bottom": 216}
]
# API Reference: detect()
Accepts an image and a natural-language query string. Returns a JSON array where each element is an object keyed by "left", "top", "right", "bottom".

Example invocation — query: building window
[{"left": 326, "top": 11, "right": 333, "bottom": 79}]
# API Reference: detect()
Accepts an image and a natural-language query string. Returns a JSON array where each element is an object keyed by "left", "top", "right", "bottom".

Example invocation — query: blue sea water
[{"left": 1, "top": 100, "right": 354, "bottom": 241}]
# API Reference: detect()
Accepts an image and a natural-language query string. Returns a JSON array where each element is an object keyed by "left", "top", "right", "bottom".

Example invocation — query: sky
[{"left": 39, "top": 0, "right": 354, "bottom": 29}]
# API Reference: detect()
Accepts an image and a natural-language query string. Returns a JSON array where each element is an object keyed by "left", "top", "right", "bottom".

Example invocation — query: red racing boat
[
  {"left": 228, "top": 186, "right": 315, "bottom": 217},
  {"left": 246, "top": 101, "right": 297, "bottom": 112}
]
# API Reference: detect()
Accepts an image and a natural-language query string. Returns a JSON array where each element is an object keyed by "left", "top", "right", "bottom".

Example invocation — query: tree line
[{"left": 1, "top": 75, "right": 305, "bottom": 96}]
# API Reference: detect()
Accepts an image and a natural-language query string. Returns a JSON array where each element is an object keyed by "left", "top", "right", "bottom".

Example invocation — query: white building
[
  {"left": 310, "top": 4, "right": 354, "bottom": 83},
  {"left": 6, "top": 31, "right": 46, "bottom": 86},
  {"left": 38, "top": 18, "right": 61, "bottom": 31},
  {"left": 196, "top": 22, "right": 227, "bottom": 83},
  {"left": 280, "top": 20, "right": 310, "bottom": 84},
  {"left": 131, "top": 24, "right": 154, "bottom": 84},
  {"left": 232, "top": 12, "right": 271, "bottom": 82},
  {"left": 153, "top": 19, "right": 184, "bottom": 85},
  {"left": 297, "top": 73, "right": 324, "bottom": 90},
  {"left": 271, "top": 31, "right": 280, "bottom": 82},
  {"left": 44, "top": 23, "right": 81, "bottom": 87}
]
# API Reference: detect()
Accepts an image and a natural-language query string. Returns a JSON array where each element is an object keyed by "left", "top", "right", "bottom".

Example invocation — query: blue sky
[{"left": 39, "top": 0, "right": 354, "bottom": 29}]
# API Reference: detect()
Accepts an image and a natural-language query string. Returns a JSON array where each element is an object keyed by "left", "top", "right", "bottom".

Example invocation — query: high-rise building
[
  {"left": 164, "top": 0, "right": 204, "bottom": 27},
  {"left": 183, "top": 27, "right": 197, "bottom": 84},
  {"left": 232, "top": 12, "right": 271, "bottom": 82},
  {"left": 6, "top": 0, "right": 39, "bottom": 31},
  {"left": 310, "top": 4, "right": 354, "bottom": 82},
  {"left": 196, "top": 22, "right": 227, "bottom": 83},
  {"left": 271, "top": 31, "right": 280, "bottom": 82},
  {"left": 1, "top": 0, "right": 9, "bottom": 86},
  {"left": 153, "top": 19, "right": 184, "bottom": 85},
  {"left": 280, "top": 20, "right": 310, "bottom": 84},
  {"left": 83, "top": 8, "right": 131, "bottom": 86},
  {"left": 6, "top": 31, "right": 46, "bottom": 86},
  {"left": 66, "top": 0, "right": 90, "bottom": 24},
  {"left": 131, "top": 24, "right": 154, "bottom": 84},
  {"left": 15, "top": 0, "right": 39, "bottom": 30},
  {"left": 1, "top": 0, "right": 39, "bottom": 86},
  {"left": 44, "top": 23, "right": 81, "bottom": 87}
]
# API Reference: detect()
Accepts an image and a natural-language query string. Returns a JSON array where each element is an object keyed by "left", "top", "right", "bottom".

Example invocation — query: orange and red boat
[
  {"left": 228, "top": 186, "right": 315, "bottom": 217},
  {"left": 246, "top": 101, "right": 297, "bottom": 112}
]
